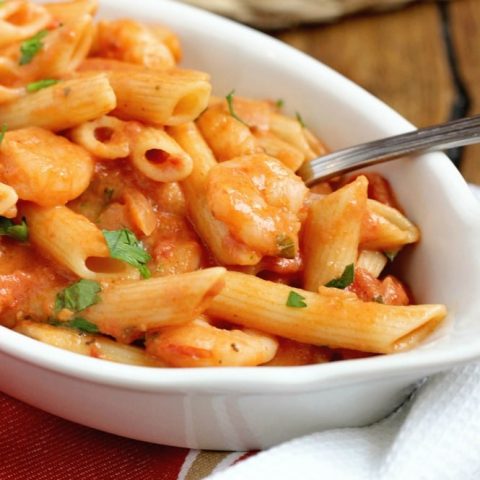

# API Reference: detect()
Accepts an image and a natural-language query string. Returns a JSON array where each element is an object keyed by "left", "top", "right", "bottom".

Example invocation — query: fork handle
[{"left": 298, "top": 114, "right": 480, "bottom": 186}]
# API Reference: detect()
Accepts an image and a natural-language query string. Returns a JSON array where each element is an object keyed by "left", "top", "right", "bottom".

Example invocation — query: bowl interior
[{"left": 3, "top": 0, "right": 480, "bottom": 392}]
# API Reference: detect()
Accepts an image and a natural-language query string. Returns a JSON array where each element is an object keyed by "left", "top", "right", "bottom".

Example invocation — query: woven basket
[{"left": 179, "top": 0, "right": 417, "bottom": 29}]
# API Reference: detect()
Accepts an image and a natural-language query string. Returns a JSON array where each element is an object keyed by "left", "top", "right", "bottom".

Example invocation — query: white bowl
[{"left": 1, "top": 0, "right": 480, "bottom": 451}]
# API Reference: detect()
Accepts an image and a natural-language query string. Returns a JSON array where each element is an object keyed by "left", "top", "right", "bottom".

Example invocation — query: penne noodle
[
  {"left": 269, "top": 112, "right": 316, "bottom": 160},
  {"left": 129, "top": 126, "right": 193, "bottom": 182},
  {"left": 68, "top": 115, "right": 131, "bottom": 160},
  {"left": 44, "top": 0, "right": 98, "bottom": 24},
  {"left": 83, "top": 267, "right": 227, "bottom": 343},
  {"left": 254, "top": 130, "right": 305, "bottom": 171},
  {"left": 22, "top": 203, "right": 137, "bottom": 280},
  {"left": 207, "top": 271, "right": 447, "bottom": 354},
  {"left": 14, "top": 320, "right": 166, "bottom": 367},
  {"left": 303, "top": 176, "right": 368, "bottom": 291},
  {"left": 361, "top": 198, "right": 420, "bottom": 250},
  {"left": 0, "top": 73, "right": 116, "bottom": 131},
  {"left": 356, "top": 250, "right": 388, "bottom": 278},
  {"left": 146, "top": 317, "right": 278, "bottom": 367},
  {"left": 0, "top": 0, "right": 52, "bottom": 48},
  {"left": 168, "top": 122, "right": 262, "bottom": 265},
  {"left": 123, "top": 188, "right": 157, "bottom": 236},
  {"left": 81, "top": 60, "right": 211, "bottom": 126}
]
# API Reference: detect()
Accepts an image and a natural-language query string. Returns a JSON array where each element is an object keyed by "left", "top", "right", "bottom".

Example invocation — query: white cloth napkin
[{"left": 207, "top": 184, "right": 480, "bottom": 480}]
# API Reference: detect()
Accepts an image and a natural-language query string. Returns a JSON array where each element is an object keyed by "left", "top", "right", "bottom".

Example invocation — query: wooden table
[{"left": 273, "top": 0, "right": 480, "bottom": 184}]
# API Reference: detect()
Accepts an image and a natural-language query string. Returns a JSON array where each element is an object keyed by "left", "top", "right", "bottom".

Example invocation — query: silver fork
[{"left": 297, "top": 114, "right": 480, "bottom": 186}]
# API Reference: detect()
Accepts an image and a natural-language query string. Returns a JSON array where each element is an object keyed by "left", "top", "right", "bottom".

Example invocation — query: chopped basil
[
  {"left": 51, "top": 317, "right": 99, "bottom": 334},
  {"left": 225, "top": 89, "right": 248, "bottom": 126},
  {"left": 373, "top": 295, "right": 384, "bottom": 304},
  {"left": 0, "top": 124, "right": 7, "bottom": 145},
  {"left": 275, "top": 98, "right": 284, "bottom": 109},
  {"left": 325, "top": 264, "right": 355, "bottom": 289},
  {"left": 286, "top": 290, "right": 307, "bottom": 308},
  {"left": 276, "top": 234, "right": 296, "bottom": 259},
  {"left": 55, "top": 279, "right": 101, "bottom": 314},
  {"left": 102, "top": 228, "right": 151, "bottom": 278},
  {"left": 26, "top": 79, "right": 58, "bottom": 93},
  {"left": 19, "top": 30, "right": 48, "bottom": 65},
  {"left": 0, "top": 216, "right": 28, "bottom": 242},
  {"left": 384, "top": 250, "right": 398, "bottom": 262},
  {"left": 295, "top": 111, "right": 306, "bottom": 128}
]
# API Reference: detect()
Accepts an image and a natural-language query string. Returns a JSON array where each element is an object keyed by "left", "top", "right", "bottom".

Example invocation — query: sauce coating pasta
[{"left": 0, "top": 0, "right": 446, "bottom": 367}]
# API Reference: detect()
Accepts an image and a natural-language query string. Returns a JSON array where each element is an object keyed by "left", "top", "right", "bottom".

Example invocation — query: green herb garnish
[
  {"left": 55, "top": 279, "right": 101, "bottom": 314},
  {"left": 50, "top": 317, "right": 99, "bottom": 334},
  {"left": 275, "top": 98, "right": 284, "bottom": 109},
  {"left": 103, "top": 228, "right": 151, "bottom": 278},
  {"left": 325, "top": 264, "right": 355, "bottom": 289},
  {"left": 0, "top": 216, "right": 28, "bottom": 242},
  {"left": 286, "top": 290, "right": 307, "bottom": 308},
  {"left": 26, "top": 79, "right": 58, "bottom": 93},
  {"left": 19, "top": 29, "right": 48, "bottom": 65},
  {"left": 295, "top": 111, "right": 306, "bottom": 128},
  {"left": 384, "top": 250, "right": 398, "bottom": 262},
  {"left": 276, "top": 234, "right": 296, "bottom": 259},
  {"left": 0, "top": 124, "right": 7, "bottom": 145},
  {"left": 225, "top": 89, "right": 248, "bottom": 126}
]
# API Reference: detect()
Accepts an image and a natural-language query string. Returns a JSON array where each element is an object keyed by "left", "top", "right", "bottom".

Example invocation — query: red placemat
[{"left": 0, "top": 392, "right": 254, "bottom": 479}]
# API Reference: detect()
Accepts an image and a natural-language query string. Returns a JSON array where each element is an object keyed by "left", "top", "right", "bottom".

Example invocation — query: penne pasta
[
  {"left": 0, "top": 73, "right": 116, "bottom": 131},
  {"left": 22, "top": 203, "right": 137, "bottom": 280},
  {"left": 361, "top": 198, "right": 420, "bottom": 250},
  {"left": 68, "top": 115, "right": 131, "bottom": 160},
  {"left": 129, "top": 125, "right": 193, "bottom": 182},
  {"left": 254, "top": 130, "right": 305, "bottom": 171},
  {"left": 207, "top": 271, "right": 447, "bottom": 354},
  {"left": 15, "top": 320, "right": 166, "bottom": 367},
  {"left": 303, "top": 176, "right": 368, "bottom": 291},
  {"left": 0, "top": 0, "right": 52, "bottom": 48},
  {"left": 146, "top": 317, "right": 278, "bottom": 367},
  {"left": 83, "top": 267, "right": 226, "bottom": 343},
  {"left": 81, "top": 60, "right": 211, "bottom": 126},
  {"left": 356, "top": 249, "right": 388, "bottom": 278}
]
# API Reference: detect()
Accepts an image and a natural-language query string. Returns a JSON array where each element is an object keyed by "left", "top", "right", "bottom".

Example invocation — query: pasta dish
[{"left": 0, "top": 0, "right": 446, "bottom": 367}]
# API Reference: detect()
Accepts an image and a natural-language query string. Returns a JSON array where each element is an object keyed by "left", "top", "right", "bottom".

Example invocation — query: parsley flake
[
  {"left": 295, "top": 111, "right": 306, "bottom": 128},
  {"left": 325, "top": 264, "right": 355, "bottom": 289},
  {"left": 225, "top": 89, "right": 248, "bottom": 126},
  {"left": 275, "top": 98, "right": 284, "bottom": 109},
  {"left": 384, "top": 250, "right": 398, "bottom": 262},
  {"left": 103, "top": 228, "right": 151, "bottom": 278},
  {"left": 0, "top": 124, "right": 7, "bottom": 145},
  {"left": 286, "top": 290, "right": 307, "bottom": 308},
  {"left": 0, "top": 216, "right": 28, "bottom": 242},
  {"left": 276, "top": 234, "right": 296, "bottom": 259},
  {"left": 26, "top": 79, "right": 58, "bottom": 93},
  {"left": 51, "top": 317, "right": 99, "bottom": 334},
  {"left": 103, "top": 187, "right": 115, "bottom": 203},
  {"left": 55, "top": 279, "right": 101, "bottom": 314},
  {"left": 19, "top": 29, "right": 48, "bottom": 65}
]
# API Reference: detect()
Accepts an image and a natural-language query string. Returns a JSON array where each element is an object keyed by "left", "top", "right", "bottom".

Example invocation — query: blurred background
[{"left": 180, "top": 0, "right": 480, "bottom": 184}]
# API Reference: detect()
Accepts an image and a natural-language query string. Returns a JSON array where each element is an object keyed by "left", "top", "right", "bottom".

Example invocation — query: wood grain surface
[{"left": 274, "top": 0, "right": 480, "bottom": 184}]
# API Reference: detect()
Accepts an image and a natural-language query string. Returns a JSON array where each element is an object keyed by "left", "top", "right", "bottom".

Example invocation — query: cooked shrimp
[
  {"left": 0, "top": 127, "right": 93, "bottom": 206},
  {"left": 206, "top": 154, "right": 308, "bottom": 258}
]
